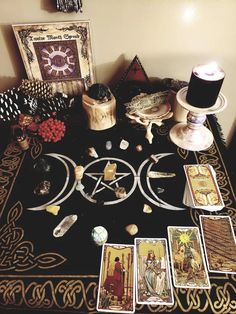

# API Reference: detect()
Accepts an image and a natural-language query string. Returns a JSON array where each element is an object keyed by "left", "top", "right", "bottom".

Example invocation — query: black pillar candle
[{"left": 186, "top": 63, "right": 225, "bottom": 108}]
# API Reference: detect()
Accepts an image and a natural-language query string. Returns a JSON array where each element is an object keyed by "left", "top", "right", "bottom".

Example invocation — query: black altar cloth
[{"left": 0, "top": 115, "right": 235, "bottom": 314}]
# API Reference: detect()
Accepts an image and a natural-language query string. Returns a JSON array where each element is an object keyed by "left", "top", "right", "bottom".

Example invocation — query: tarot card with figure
[
  {"left": 135, "top": 238, "right": 174, "bottom": 305},
  {"left": 97, "top": 243, "right": 135, "bottom": 313},
  {"left": 168, "top": 226, "right": 210, "bottom": 289},
  {"left": 200, "top": 215, "right": 236, "bottom": 273}
]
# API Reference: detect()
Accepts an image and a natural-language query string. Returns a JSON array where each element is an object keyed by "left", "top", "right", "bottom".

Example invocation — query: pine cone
[{"left": 19, "top": 79, "right": 54, "bottom": 99}]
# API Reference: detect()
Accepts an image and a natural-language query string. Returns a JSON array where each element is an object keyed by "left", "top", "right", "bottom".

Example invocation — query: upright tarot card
[
  {"left": 200, "top": 215, "right": 236, "bottom": 273},
  {"left": 168, "top": 226, "right": 210, "bottom": 289},
  {"left": 97, "top": 243, "right": 135, "bottom": 313},
  {"left": 135, "top": 238, "right": 174, "bottom": 305}
]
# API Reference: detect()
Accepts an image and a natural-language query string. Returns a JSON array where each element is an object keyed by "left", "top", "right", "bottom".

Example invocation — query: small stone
[
  {"left": 157, "top": 187, "right": 165, "bottom": 194},
  {"left": 33, "top": 157, "right": 51, "bottom": 173},
  {"left": 150, "top": 154, "right": 159, "bottom": 163},
  {"left": 34, "top": 180, "right": 51, "bottom": 195},
  {"left": 136, "top": 144, "right": 143, "bottom": 152},
  {"left": 74, "top": 165, "right": 84, "bottom": 181},
  {"left": 87, "top": 147, "right": 98, "bottom": 158},
  {"left": 119, "top": 139, "right": 129, "bottom": 150},
  {"left": 105, "top": 140, "right": 112, "bottom": 150},
  {"left": 46, "top": 204, "right": 60, "bottom": 215},
  {"left": 114, "top": 187, "right": 127, "bottom": 199},
  {"left": 104, "top": 163, "right": 117, "bottom": 181},
  {"left": 143, "top": 204, "right": 152, "bottom": 213},
  {"left": 75, "top": 181, "right": 84, "bottom": 191},
  {"left": 125, "top": 224, "right": 138, "bottom": 235},
  {"left": 53, "top": 214, "right": 78, "bottom": 237},
  {"left": 91, "top": 226, "right": 108, "bottom": 246}
]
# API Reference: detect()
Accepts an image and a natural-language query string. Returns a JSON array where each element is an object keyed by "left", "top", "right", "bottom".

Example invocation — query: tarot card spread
[
  {"left": 135, "top": 238, "right": 174, "bottom": 305},
  {"left": 200, "top": 215, "right": 236, "bottom": 273},
  {"left": 97, "top": 244, "right": 135, "bottom": 313},
  {"left": 168, "top": 226, "right": 210, "bottom": 289}
]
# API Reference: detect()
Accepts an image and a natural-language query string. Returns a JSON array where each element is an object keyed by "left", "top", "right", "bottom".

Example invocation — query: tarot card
[
  {"left": 97, "top": 243, "right": 135, "bottom": 313},
  {"left": 183, "top": 164, "right": 224, "bottom": 211},
  {"left": 135, "top": 238, "right": 174, "bottom": 305},
  {"left": 168, "top": 226, "right": 210, "bottom": 289},
  {"left": 200, "top": 215, "right": 236, "bottom": 273}
]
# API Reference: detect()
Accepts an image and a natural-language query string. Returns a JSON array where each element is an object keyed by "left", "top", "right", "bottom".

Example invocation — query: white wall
[{"left": 0, "top": 0, "right": 235, "bottom": 144}]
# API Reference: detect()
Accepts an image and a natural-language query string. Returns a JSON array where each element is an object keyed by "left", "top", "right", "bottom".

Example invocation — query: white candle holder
[{"left": 169, "top": 87, "right": 227, "bottom": 151}]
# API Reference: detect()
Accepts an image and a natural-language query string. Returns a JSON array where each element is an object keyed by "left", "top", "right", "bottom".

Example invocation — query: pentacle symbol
[
  {"left": 137, "top": 153, "right": 186, "bottom": 211},
  {"left": 80, "top": 157, "right": 138, "bottom": 205}
]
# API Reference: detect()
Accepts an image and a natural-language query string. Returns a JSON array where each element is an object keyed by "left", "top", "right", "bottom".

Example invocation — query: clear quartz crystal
[{"left": 53, "top": 214, "right": 78, "bottom": 238}]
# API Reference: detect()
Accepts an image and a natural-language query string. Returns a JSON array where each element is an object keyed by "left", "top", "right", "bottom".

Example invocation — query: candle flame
[
  {"left": 193, "top": 62, "right": 225, "bottom": 81},
  {"left": 204, "top": 62, "right": 219, "bottom": 76}
]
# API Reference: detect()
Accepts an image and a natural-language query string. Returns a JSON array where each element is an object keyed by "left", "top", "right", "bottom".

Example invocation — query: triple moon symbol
[
  {"left": 27, "top": 153, "right": 186, "bottom": 211},
  {"left": 81, "top": 154, "right": 186, "bottom": 210}
]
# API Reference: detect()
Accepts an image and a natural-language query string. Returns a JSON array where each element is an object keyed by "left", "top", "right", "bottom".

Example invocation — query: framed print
[{"left": 12, "top": 21, "right": 95, "bottom": 96}]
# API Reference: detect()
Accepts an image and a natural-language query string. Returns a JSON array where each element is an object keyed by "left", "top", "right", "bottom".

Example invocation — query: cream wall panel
[{"left": 0, "top": 0, "right": 235, "bottom": 144}]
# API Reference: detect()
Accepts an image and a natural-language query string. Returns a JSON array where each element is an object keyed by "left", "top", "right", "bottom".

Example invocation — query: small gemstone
[
  {"left": 34, "top": 158, "right": 51, "bottom": 173},
  {"left": 120, "top": 139, "right": 129, "bottom": 150},
  {"left": 157, "top": 187, "right": 165, "bottom": 194},
  {"left": 143, "top": 204, "right": 152, "bottom": 213},
  {"left": 46, "top": 204, "right": 60, "bottom": 216},
  {"left": 136, "top": 144, "right": 143, "bottom": 152},
  {"left": 125, "top": 224, "right": 138, "bottom": 235},
  {"left": 114, "top": 187, "right": 127, "bottom": 199},
  {"left": 34, "top": 180, "right": 51, "bottom": 195},
  {"left": 150, "top": 154, "right": 159, "bottom": 163},
  {"left": 87, "top": 147, "right": 98, "bottom": 158},
  {"left": 53, "top": 214, "right": 78, "bottom": 237},
  {"left": 105, "top": 140, "right": 112, "bottom": 150}
]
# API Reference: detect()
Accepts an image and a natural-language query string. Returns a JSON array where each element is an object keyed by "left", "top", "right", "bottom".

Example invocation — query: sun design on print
[
  {"left": 175, "top": 229, "right": 194, "bottom": 246},
  {"left": 34, "top": 40, "right": 81, "bottom": 81}
]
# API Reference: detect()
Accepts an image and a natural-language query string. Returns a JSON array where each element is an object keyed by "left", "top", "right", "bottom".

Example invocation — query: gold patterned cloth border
[{"left": 0, "top": 117, "right": 235, "bottom": 313}]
